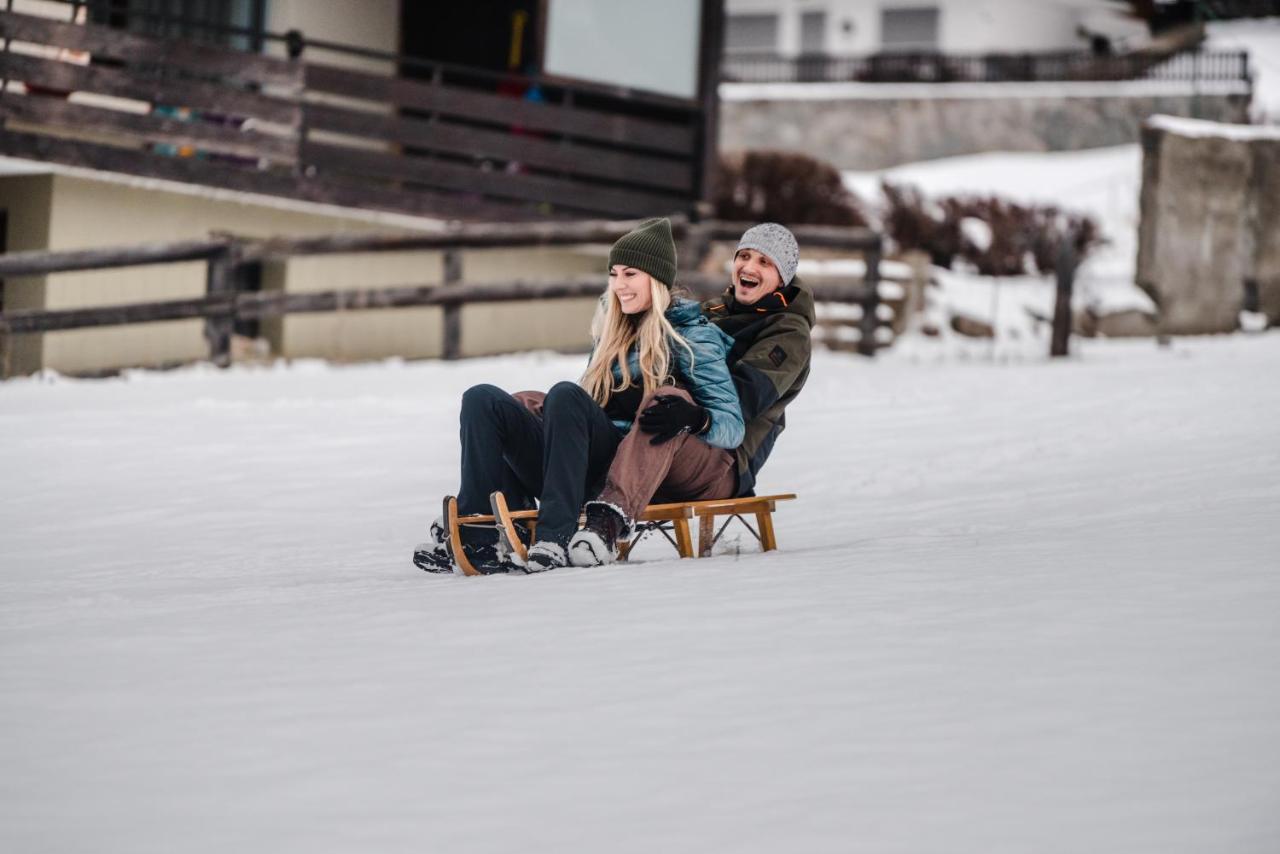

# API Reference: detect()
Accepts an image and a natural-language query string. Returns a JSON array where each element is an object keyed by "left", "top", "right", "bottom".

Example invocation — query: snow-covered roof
[{"left": 1146, "top": 114, "right": 1280, "bottom": 141}]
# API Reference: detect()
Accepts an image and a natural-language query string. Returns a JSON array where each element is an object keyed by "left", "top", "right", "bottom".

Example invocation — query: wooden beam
[
  {"left": 301, "top": 141, "right": 684, "bottom": 218},
  {"left": 1050, "top": 236, "right": 1079, "bottom": 358},
  {"left": 305, "top": 101, "right": 692, "bottom": 192},
  {"left": 2, "top": 52, "right": 301, "bottom": 126},
  {"left": 0, "top": 93, "right": 298, "bottom": 162},
  {"left": 441, "top": 249, "right": 462, "bottom": 361},
  {"left": 0, "top": 278, "right": 599, "bottom": 335},
  {"left": 673, "top": 518, "right": 695, "bottom": 559},
  {"left": 0, "top": 128, "right": 546, "bottom": 223},
  {"left": 204, "top": 250, "right": 235, "bottom": 368},
  {"left": 695, "top": 0, "right": 727, "bottom": 207},
  {"left": 305, "top": 62, "right": 695, "bottom": 155},
  {"left": 239, "top": 219, "right": 676, "bottom": 261},
  {"left": 858, "top": 238, "right": 883, "bottom": 357},
  {"left": 0, "top": 295, "right": 230, "bottom": 333},
  {"left": 705, "top": 222, "right": 882, "bottom": 251},
  {"left": 0, "top": 10, "right": 302, "bottom": 89},
  {"left": 0, "top": 237, "right": 230, "bottom": 277}
]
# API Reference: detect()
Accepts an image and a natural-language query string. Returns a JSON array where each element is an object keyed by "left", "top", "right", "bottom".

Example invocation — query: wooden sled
[{"left": 447, "top": 492, "right": 797, "bottom": 574}]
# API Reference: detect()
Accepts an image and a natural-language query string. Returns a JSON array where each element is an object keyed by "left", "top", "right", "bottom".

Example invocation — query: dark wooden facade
[{"left": 0, "top": 5, "right": 724, "bottom": 220}]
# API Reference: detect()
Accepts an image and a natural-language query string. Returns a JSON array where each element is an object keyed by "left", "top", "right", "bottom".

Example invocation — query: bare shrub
[
  {"left": 882, "top": 181, "right": 1104, "bottom": 276},
  {"left": 714, "top": 150, "right": 868, "bottom": 227}
]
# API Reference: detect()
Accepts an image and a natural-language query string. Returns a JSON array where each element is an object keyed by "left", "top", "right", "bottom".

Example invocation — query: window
[
  {"left": 87, "top": 0, "right": 269, "bottom": 52},
  {"left": 880, "top": 6, "right": 939, "bottom": 52},
  {"left": 726, "top": 13, "right": 779, "bottom": 53},
  {"left": 800, "top": 11, "right": 826, "bottom": 54}
]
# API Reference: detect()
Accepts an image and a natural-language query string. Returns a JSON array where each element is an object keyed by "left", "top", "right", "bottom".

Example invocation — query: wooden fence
[
  {"left": 0, "top": 219, "right": 891, "bottom": 376},
  {"left": 0, "top": 8, "right": 710, "bottom": 220}
]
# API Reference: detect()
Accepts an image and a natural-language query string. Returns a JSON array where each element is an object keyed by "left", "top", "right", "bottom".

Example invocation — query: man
[{"left": 568, "top": 223, "right": 813, "bottom": 565}]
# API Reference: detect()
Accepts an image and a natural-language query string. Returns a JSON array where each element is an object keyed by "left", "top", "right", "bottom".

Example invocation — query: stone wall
[
  {"left": 719, "top": 83, "right": 1250, "bottom": 170},
  {"left": 1136, "top": 116, "right": 1280, "bottom": 335}
]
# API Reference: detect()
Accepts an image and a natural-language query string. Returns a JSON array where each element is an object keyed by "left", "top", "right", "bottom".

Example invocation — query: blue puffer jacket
[{"left": 605, "top": 298, "right": 745, "bottom": 449}]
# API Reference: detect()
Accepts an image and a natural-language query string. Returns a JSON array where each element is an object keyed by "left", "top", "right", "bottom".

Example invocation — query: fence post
[
  {"left": 1050, "top": 235, "right": 1079, "bottom": 358},
  {"left": 204, "top": 246, "right": 239, "bottom": 368},
  {"left": 858, "top": 236, "right": 882, "bottom": 357},
  {"left": 442, "top": 248, "right": 462, "bottom": 360}
]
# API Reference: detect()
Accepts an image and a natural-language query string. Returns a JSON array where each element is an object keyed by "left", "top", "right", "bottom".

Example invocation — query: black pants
[{"left": 458, "top": 381, "right": 621, "bottom": 547}]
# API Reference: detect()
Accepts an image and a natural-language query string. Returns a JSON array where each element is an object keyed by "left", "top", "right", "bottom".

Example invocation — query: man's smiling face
[{"left": 732, "top": 248, "right": 784, "bottom": 306}]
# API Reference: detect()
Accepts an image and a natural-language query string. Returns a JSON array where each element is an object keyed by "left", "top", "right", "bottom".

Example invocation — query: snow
[
  {"left": 960, "top": 216, "right": 994, "bottom": 252},
  {"left": 1206, "top": 18, "right": 1280, "bottom": 123},
  {"left": 1147, "top": 113, "right": 1280, "bottom": 140},
  {"left": 3, "top": 338, "right": 1280, "bottom": 853},
  {"left": 844, "top": 145, "right": 1156, "bottom": 341},
  {"left": 719, "top": 78, "right": 1250, "bottom": 102}
]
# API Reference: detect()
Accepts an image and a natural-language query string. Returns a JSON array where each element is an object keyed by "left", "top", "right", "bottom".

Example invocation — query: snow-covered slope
[{"left": 3, "top": 338, "right": 1279, "bottom": 853}]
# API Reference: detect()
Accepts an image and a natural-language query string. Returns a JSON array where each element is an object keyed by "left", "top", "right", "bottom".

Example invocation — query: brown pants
[
  {"left": 595, "top": 386, "right": 737, "bottom": 524},
  {"left": 515, "top": 385, "right": 737, "bottom": 526}
]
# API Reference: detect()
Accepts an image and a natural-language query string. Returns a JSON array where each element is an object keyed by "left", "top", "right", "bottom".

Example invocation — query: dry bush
[
  {"left": 882, "top": 181, "right": 1103, "bottom": 276},
  {"left": 714, "top": 150, "right": 868, "bottom": 227}
]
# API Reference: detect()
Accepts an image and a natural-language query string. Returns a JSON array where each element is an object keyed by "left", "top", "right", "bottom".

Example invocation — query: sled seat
[{"left": 456, "top": 493, "right": 797, "bottom": 560}]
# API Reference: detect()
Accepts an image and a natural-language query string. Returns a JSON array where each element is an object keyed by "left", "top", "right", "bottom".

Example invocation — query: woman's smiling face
[
  {"left": 732, "top": 248, "right": 783, "bottom": 305},
  {"left": 609, "top": 265, "right": 654, "bottom": 315}
]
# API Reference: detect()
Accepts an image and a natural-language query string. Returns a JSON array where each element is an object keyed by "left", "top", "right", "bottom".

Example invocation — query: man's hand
[{"left": 638, "top": 395, "right": 710, "bottom": 445}]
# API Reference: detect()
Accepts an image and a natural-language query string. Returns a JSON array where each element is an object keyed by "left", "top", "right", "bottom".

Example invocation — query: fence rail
[
  {"left": 0, "top": 219, "right": 891, "bottom": 375},
  {"left": 722, "top": 48, "right": 1252, "bottom": 85}
]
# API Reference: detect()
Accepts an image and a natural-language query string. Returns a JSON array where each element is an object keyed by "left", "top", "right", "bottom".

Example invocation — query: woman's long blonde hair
[{"left": 580, "top": 277, "right": 696, "bottom": 406}]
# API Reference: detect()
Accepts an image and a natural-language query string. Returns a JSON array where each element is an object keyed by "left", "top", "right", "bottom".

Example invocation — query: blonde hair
[{"left": 580, "top": 278, "right": 696, "bottom": 407}]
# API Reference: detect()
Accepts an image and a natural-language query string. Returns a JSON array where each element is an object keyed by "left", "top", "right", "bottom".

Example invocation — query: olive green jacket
[{"left": 702, "top": 277, "right": 815, "bottom": 496}]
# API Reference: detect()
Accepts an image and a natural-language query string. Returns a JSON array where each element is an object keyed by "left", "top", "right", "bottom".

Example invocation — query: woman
[{"left": 414, "top": 217, "right": 744, "bottom": 574}]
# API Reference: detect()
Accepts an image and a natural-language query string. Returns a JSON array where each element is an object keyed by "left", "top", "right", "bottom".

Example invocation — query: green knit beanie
[{"left": 608, "top": 217, "right": 677, "bottom": 287}]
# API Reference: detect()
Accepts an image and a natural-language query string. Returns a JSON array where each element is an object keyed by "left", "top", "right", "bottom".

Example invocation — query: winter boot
[
  {"left": 568, "top": 501, "right": 630, "bottom": 567},
  {"left": 520, "top": 540, "right": 569, "bottom": 573},
  {"left": 413, "top": 517, "right": 515, "bottom": 575},
  {"left": 412, "top": 516, "right": 453, "bottom": 573}
]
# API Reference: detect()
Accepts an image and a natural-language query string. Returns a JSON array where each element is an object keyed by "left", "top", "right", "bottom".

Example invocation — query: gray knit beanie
[
  {"left": 737, "top": 223, "right": 799, "bottom": 285},
  {"left": 609, "top": 217, "right": 677, "bottom": 286}
]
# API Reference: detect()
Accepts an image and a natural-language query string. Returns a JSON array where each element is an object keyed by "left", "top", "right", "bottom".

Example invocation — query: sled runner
[
  {"left": 444, "top": 492, "right": 797, "bottom": 574},
  {"left": 442, "top": 495, "right": 481, "bottom": 576},
  {"left": 489, "top": 490, "right": 529, "bottom": 565}
]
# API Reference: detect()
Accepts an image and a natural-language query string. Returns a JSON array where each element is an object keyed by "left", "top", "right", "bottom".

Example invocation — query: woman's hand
[{"left": 639, "top": 395, "right": 710, "bottom": 445}]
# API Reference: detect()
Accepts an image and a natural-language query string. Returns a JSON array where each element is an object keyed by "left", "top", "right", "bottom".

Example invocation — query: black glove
[{"left": 638, "top": 395, "right": 710, "bottom": 445}]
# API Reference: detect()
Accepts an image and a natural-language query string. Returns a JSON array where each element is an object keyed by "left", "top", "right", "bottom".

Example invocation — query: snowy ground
[{"left": 3, "top": 335, "right": 1279, "bottom": 853}]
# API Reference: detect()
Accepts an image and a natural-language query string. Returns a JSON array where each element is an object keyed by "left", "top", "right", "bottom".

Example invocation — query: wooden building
[
  {"left": 0, "top": 0, "right": 728, "bottom": 376},
  {"left": 1, "top": 0, "right": 726, "bottom": 219}
]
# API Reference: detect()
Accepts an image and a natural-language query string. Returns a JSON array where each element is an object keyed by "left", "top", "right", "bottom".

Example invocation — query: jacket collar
[{"left": 707, "top": 277, "right": 815, "bottom": 326}]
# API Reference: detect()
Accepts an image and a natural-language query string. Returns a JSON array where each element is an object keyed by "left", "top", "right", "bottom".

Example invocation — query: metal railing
[{"left": 722, "top": 48, "right": 1252, "bottom": 85}]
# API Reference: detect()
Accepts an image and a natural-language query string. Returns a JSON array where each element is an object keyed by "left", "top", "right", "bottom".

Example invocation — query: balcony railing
[
  {"left": 722, "top": 48, "right": 1252, "bottom": 85},
  {"left": 0, "top": 8, "right": 708, "bottom": 221}
]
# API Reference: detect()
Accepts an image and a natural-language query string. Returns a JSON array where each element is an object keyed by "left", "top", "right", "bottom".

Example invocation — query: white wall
[
  {"left": 264, "top": 0, "right": 400, "bottom": 74},
  {"left": 0, "top": 172, "right": 608, "bottom": 376},
  {"left": 544, "top": 0, "right": 703, "bottom": 98}
]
